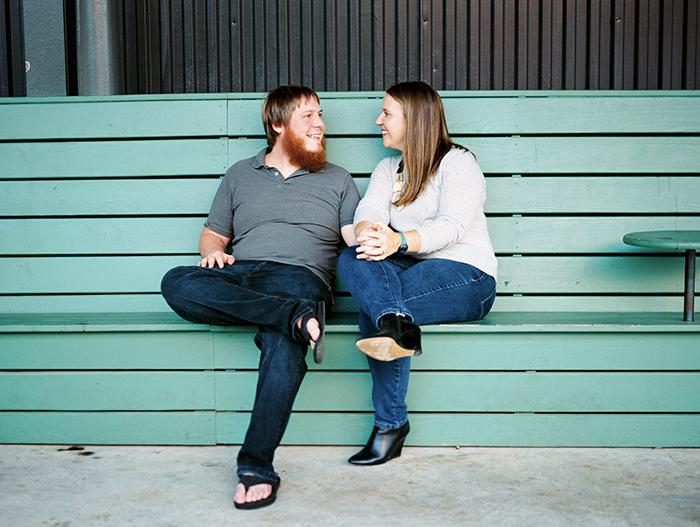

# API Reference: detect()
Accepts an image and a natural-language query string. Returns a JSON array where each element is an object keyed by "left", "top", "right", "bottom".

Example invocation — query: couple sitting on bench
[{"left": 160, "top": 81, "right": 497, "bottom": 509}]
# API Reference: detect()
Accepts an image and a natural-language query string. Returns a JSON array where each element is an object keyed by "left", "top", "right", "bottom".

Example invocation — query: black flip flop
[
  {"left": 234, "top": 474, "right": 280, "bottom": 510},
  {"left": 297, "top": 301, "right": 326, "bottom": 364}
]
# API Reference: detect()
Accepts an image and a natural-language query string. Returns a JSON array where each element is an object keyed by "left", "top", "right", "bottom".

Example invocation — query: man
[{"left": 160, "top": 85, "right": 359, "bottom": 509}]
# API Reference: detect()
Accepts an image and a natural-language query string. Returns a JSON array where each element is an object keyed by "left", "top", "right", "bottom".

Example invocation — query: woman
[{"left": 338, "top": 81, "right": 497, "bottom": 465}]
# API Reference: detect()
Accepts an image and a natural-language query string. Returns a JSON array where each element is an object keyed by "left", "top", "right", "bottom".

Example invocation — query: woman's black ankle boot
[
  {"left": 355, "top": 314, "right": 422, "bottom": 361},
  {"left": 348, "top": 421, "right": 410, "bottom": 466}
]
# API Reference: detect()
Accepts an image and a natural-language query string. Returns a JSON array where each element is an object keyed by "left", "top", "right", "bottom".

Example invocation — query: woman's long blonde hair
[{"left": 387, "top": 81, "right": 467, "bottom": 208}]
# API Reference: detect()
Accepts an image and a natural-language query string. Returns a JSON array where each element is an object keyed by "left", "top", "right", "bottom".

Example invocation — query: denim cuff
[{"left": 237, "top": 464, "right": 280, "bottom": 484}]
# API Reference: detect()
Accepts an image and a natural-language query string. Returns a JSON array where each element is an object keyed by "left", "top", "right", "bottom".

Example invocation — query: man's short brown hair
[{"left": 262, "top": 85, "right": 320, "bottom": 148}]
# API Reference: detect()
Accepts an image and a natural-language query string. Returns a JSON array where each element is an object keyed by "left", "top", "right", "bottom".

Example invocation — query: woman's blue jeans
[
  {"left": 338, "top": 247, "right": 496, "bottom": 430},
  {"left": 161, "top": 260, "right": 330, "bottom": 483}
]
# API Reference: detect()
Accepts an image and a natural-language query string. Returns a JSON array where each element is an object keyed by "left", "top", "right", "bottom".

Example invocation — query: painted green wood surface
[
  {"left": 0, "top": 412, "right": 216, "bottom": 445},
  {"left": 2, "top": 176, "right": 697, "bottom": 216},
  {"left": 2, "top": 410, "right": 698, "bottom": 447},
  {"left": 218, "top": 412, "right": 700, "bottom": 447},
  {"left": 225, "top": 93, "right": 700, "bottom": 135},
  {"left": 3, "top": 135, "right": 699, "bottom": 180},
  {"left": 0, "top": 99, "right": 227, "bottom": 140},
  {"left": 0, "top": 293, "right": 692, "bottom": 315},
  {"left": 216, "top": 371, "right": 700, "bottom": 413},
  {"left": 0, "top": 175, "right": 700, "bottom": 216},
  {"left": 0, "top": 372, "right": 215, "bottom": 410},
  {"left": 226, "top": 136, "right": 700, "bottom": 174},
  {"left": 0, "top": 179, "right": 221, "bottom": 216},
  {"left": 6, "top": 92, "right": 697, "bottom": 141},
  {"left": 2, "top": 369, "right": 698, "bottom": 413},
  {"left": 1, "top": 313, "right": 697, "bottom": 371},
  {"left": 1, "top": 91, "right": 699, "bottom": 448},
  {"left": 0, "top": 331, "right": 216, "bottom": 370},
  {"left": 0, "top": 139, "right": 228, "bottom": 178},
  {"left": 4, "top": 216, "right": 699, "bottom": 256}
]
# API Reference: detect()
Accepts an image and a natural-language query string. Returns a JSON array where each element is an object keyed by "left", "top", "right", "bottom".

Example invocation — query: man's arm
[
  {"left": 198, "top": 227, "right": 235, "bottom": 268},
  {"left": 341, "top": 224, "right": 358, "bottom": 247}
]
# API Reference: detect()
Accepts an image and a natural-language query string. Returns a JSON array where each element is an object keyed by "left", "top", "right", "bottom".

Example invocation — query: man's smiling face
[{"left": 280, "top": 97, "right": 327, "bottom": 171}]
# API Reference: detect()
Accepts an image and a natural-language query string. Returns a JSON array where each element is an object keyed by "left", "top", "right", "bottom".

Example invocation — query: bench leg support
[{"left": 684, "top": 249, "right": 696, "bottom": 322}]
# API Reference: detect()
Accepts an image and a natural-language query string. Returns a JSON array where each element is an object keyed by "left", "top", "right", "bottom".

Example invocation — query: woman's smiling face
[{"left": 375, "top": 94, "right": 406, "bottom": 152}]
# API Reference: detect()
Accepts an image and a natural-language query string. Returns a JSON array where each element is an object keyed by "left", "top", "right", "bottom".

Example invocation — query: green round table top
[{"left": 623, "top": 230, "right": 700, "bottom": 250}]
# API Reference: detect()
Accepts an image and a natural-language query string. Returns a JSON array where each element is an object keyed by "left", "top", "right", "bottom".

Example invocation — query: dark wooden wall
[
  {"left": 0, "top": 0, "right": 26, "bottom": 97},
  {"left": 123, "top": 0, "right": 700, "bottom": 94},
  {"left": 2, "top": 0, "right": 700, "bottom": 96}
]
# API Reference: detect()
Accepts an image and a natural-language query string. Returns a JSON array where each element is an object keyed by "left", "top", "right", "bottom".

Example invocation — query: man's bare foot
[
  {"left": 296, "top": 316, "right": 320, "bottom": 350},
  {"left": 233, "top": 474, "right": 280, "bottom": 510},
  {"left": 234, "top": 475, "right": 272, "bottom": 506}
]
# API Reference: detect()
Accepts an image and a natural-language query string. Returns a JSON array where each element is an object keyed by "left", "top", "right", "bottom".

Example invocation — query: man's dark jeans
[{"left": 161, "top": 260, "right": 330, "bottom": 482}]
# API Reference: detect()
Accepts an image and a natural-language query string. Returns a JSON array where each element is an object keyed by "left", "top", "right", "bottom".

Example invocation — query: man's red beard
[{"left": 281, "top": 130, "right": 327, "bottom": 172}]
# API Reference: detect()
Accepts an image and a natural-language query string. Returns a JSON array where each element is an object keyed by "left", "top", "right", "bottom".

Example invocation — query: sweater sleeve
[{"left": 353, "top": 156, "right": 399, "bottom": 226}]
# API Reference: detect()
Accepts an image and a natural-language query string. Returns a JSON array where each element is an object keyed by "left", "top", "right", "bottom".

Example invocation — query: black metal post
[{"left": 684, "top": 249, "right": 696, "bottom": 322}]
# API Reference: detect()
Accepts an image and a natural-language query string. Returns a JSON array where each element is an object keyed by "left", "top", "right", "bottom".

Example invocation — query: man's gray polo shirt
[{"left": 205, "top": 148, "right": 360, "bottom": 287}]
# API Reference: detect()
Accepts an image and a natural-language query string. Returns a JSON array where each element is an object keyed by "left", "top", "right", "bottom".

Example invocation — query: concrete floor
[{"left": 1, "top": 444, "right": 699, "bottom": 527}]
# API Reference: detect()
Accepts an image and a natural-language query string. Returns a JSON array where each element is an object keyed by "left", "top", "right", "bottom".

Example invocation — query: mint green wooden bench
[{"left": 1, "top": 92, "right": 699, "bottom": 447}]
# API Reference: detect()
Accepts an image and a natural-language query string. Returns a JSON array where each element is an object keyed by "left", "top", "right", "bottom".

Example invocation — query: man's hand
[
  {"left": 198, "top": 227, "right": 234, "bottom": 268},
  {"left": 197, "top": 251, "right": 235, "bottom": 268}
]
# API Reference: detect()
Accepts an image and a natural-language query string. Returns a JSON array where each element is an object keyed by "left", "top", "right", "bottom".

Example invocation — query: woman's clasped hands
[{"left": 355, "top": 221, "right": 402, "bottom": 261}]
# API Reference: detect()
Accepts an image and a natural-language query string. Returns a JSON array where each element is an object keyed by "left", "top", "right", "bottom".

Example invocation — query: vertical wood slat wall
[
  {"left": 123, "top": 0, "right": 700, "bottom": 94},
  {"left": 0, "top": 0, "right": 26, "bottom": 97}
]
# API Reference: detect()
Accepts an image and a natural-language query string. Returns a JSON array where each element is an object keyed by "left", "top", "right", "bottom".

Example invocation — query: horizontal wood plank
[
  {"left": 228, "top": 92, "right": 700, "bottom": 135},
  {"left": 4, "top": 369, "right": 698, "bottom": 413},
  {"left": 3, "top": 136, "right": 698, "bottom": 180},
  {"left": 218, "top": 412, "right": 700, "bottom": 447},
  {"left": 0, "top": 255, "right": 690, "bottom": 295},
  {"left": 232, "top": 136, "right": 700, "bottom": 175},
  {"left": 3, "top": 216, "right": 699, "bottom": 256},
  {"left": 0, "top": 372, "right": 215, "bottom": 411},
  {"left": 0, "top": 331, "right": 217, "bottom": 370},
  {"left": 3, "top": 410, "right": 698, "bottom": 447},
  {"left": 0, "top": 99, "right": 227, "bottom": 140},
  {"left": 0, "top": 293, "right": 691, "bottom": 315},
  {"left": 0, "top": 139, "right": 229, "bottom": 179},
  {"left": 0, "top": 411, "right": 216, "bottom": 445},
  {"left": 2, "top": 176, "right": 698, "bottom": 216},
  {"left": 0, "top": 179, "right": 220, "bottom": 216},
  {"left": 3, "top": 92, "right": 699, "bottom": 139},
  {"left": 218, "top": 371, "right": 700, "bottom": 413}
]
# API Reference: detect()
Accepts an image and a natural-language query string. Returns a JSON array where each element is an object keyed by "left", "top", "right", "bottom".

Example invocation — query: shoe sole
[{"left": 356, "top": 336, "right": 417, "bottom": 361}]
